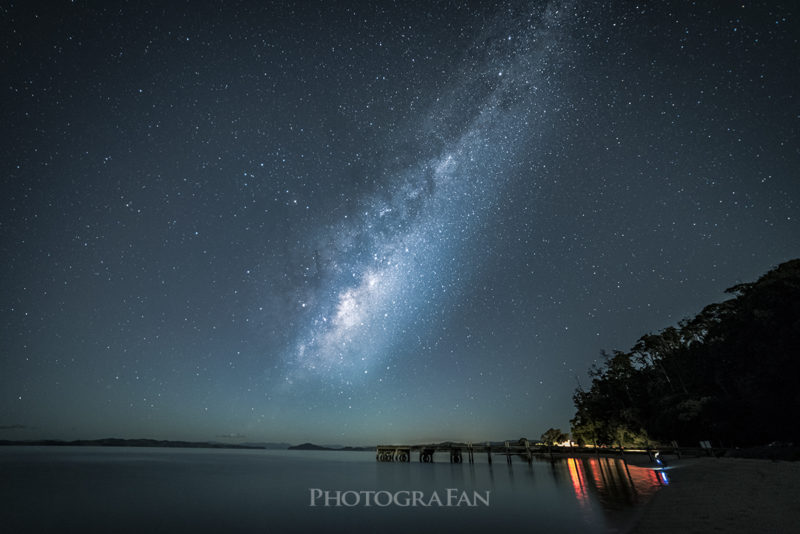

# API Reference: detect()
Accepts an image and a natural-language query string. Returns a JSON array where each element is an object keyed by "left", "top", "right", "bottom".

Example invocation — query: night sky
[{"left": 2, "top": 1, "right": 798, "bottom": 445}]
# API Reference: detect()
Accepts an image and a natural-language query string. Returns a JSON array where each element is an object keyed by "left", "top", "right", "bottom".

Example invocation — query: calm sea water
[{"left": 0, "top": 447, "right": 666, "bottom": 533}]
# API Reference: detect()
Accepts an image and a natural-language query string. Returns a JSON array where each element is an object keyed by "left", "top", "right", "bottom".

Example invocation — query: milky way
[{"left": 276, "top": 5, "right": 568, "bottom": 387}]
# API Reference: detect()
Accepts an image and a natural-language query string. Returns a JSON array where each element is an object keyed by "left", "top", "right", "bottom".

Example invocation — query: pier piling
[{"left": 377, "top": 441, "right": 546, "bottom": 465}]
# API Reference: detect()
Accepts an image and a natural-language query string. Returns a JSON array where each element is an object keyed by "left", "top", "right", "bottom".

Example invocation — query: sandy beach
[{"left": 631, "top": 457, "right": 800, "bottom": 533}]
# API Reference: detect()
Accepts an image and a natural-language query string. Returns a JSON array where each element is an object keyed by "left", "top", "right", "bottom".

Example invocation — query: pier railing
[{"left": 376, "top": 441, "right": 536, "bottom": 464}]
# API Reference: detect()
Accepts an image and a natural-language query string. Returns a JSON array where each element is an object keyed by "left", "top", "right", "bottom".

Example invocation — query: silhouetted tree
[
  {"left": 540, "top": 428, "right": 568, "bottom": 446},
  {"left": 571, "top": 259, "right": 800, "bottom": 447}
]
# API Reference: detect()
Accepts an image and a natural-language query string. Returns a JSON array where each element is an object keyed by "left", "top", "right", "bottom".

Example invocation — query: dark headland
[
  {"left": 0, "top": 438, "right": 276, "bottom": 449},
  {"left": 288, "top": 442, "right": 372, "bottom": 451},
  {"left": 0, "top": 438, "right": 374, "bottom": 451}
]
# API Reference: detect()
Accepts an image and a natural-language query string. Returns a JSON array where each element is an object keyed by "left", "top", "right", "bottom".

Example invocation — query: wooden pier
[
  {"left": 376, "top": 441, "right": 539, "bottom": 464},
  {"left": 376, "top": 442, "right": 694, "bottom": 464}
]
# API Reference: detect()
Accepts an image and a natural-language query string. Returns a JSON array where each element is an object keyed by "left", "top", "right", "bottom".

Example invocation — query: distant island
[
  {"left": 0, "top": 438, "right": 376, "bottom": 451},
  {"left": 0, "top": 438, "right": 268, "bottom": 449},
  {"left": 288, "top": 442, "right": 373, "bottom": 451}
]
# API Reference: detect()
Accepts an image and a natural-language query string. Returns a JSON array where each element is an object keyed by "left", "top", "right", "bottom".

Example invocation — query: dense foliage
[
  {"left": 540, "top": 428, "right": 569, "bottom": 446},
  {"left": 571, "top": 259, "right": 800, "bottom": 448}
]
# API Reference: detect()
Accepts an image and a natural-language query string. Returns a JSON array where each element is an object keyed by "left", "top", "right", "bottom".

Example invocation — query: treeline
[{"left": 571, "top": 259, "right": 800, "bottom": 448}]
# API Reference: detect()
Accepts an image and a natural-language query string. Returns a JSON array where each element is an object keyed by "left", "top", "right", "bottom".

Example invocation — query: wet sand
[{"left": 631, "top": 457, "right": 800, "bottom": 533}]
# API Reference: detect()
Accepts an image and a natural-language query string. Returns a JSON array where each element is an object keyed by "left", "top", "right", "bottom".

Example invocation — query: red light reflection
[{"left": 565, "top": 456, "right": 665, "bottom": 509}]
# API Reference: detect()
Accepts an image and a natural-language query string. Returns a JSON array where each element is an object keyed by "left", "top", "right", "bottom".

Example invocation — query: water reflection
[
  {"left": 559, "top": 456, "right": 667, "bottom": 515},
  {"left": 381, "top": 452, "right": 669, "bottom": 530},
  {"left": 566, "top": 457, "right": 591, "bottom": 508},
  {"left": 3, "top": 448, "right": 668, "bottom": 533}
]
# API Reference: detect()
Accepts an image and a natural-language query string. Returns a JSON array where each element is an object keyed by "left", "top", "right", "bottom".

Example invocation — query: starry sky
[{"left": 2, "top": 1, "right": 798, "bottom": 445}]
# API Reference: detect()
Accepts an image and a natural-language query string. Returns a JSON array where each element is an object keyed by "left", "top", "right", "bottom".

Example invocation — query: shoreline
[{"left": 629, "top": 456, "right": 800, "bottom": 533}]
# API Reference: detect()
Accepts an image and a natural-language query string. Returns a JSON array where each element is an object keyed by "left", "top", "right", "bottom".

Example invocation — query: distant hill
[
  {"left": 239, "top": 442, "right": 291, "bottom": 449},
  {"left": 289, "top": 442, "right": 331, "bottom": 450},
  {"left": 0, "top": 438, "right": 265, "bottom": 450},
  {"left": 288, "top": 442, "right": 372, "bottom": 451}
]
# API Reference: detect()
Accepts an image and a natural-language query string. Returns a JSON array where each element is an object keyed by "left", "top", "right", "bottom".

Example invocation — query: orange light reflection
[{"left": 566, "top": 457, "right": 590, "bottom": 508}]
